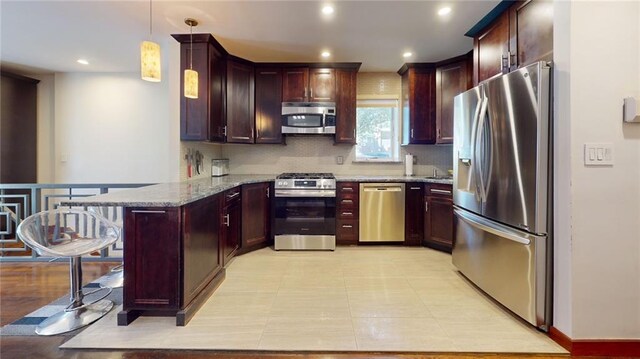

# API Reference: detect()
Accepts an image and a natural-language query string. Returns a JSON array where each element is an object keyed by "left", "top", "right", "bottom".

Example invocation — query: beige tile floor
[{"left": 62, "top": 246, "right": 566, "bottom": 353}]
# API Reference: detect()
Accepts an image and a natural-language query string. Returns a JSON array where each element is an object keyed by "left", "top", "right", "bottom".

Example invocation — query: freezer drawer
[
  {"left": 359, "top": 183, "right": 405, "bottom": 242},
  {"left": 452, "top": 207, "right": 550, "bottom": 330}
]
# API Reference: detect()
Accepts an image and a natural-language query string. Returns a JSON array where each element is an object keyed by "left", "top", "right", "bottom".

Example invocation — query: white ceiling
[{"left": 1, "top": 1, "right": 499, "bottom": 73}]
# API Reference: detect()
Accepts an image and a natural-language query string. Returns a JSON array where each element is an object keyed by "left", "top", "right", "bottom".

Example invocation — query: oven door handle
[{"left": 274, "top": 189, "right": 336, "bottom": 198}]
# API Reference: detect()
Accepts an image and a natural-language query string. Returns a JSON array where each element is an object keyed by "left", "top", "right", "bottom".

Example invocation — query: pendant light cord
[
  {"left": 189, "top": 23, "right": 193, "bottom": 70},
  {"left": 149, "top": 0, "right": 153, "bottom": 38}
]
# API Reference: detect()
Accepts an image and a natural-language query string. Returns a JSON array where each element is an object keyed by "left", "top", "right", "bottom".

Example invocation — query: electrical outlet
[{"left": 336, "top": 156, "right": 344, "bottom": 165}]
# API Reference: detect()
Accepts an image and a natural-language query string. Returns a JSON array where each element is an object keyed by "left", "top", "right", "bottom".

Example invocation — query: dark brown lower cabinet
[
  {"left": 240, "top": 182, "right": 271, "bottom": 252},
  {"left": 424, "top": 184, "right": 454, "bottom": 253},
  {"left": 221, "top": 188, "right": 241, "bottom": 266},
  {"left": 404, "top": 183, "right": 424, "bottom": 246},
  {"left": 121, "top": 195, "right": 225, "bottom": 326},
  {"left": 336, "top": 182, "right": 359, "bottom": 245}
]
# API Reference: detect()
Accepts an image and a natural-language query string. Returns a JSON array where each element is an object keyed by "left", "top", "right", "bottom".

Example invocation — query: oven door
[{"left": 274, "top": 195, "right": 336, "bottom": 236}]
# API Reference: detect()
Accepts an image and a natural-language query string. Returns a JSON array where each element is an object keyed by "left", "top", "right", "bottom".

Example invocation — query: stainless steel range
[{"left": 274, "top": 173, "right": 336, "bottom": 251}]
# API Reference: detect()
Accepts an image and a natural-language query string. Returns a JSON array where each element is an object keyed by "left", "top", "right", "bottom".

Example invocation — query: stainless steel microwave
[{"left": 281, "top": 102, "right": 336, "bottom": 134}]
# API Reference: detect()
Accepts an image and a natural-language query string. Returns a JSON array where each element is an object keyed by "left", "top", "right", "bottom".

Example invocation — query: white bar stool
[{"left": 16, "top": 209, "right": 120, "bottom": 335}]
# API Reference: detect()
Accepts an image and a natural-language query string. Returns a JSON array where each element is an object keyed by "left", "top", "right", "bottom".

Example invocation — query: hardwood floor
[{"left": 0, "top": 262, "right": 577, "bottom": 359}]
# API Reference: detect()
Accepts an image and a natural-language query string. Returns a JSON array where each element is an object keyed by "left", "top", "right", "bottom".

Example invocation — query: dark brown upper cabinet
[
  {"left": 309, "top": 68, "right": 336, "bottom": 102},
  {"left": 172, "top": 34, "right": 226, "bottom": 142},
  {"left": 283, "top": 68, "right": 309, "bottom": 102},
  {"left": 435, "top": 54, "right": 472, "bottom": 144},
  {"left": 399, "top": 64, "right": 436, "bottom": 145},
  {"left": 226, "top": 57, "right": 255, "bottom": 144},
  {"left": 334, "top": 69, "right": 357, "bottom": 144},
  {"left": 474, "top": 10, "right": 511, "bottom": 84},
  {"left": 283, "top": 67, "right": 335, "bottom": 103},
  {"left": 255, "top": 67, "right": 283, "bottom": 144},
  {"left": 509, "top": 0, "right": 553, "bottom": 69},
  {"left": 471, "top": 0, "right": 553, "bottom": 85}
]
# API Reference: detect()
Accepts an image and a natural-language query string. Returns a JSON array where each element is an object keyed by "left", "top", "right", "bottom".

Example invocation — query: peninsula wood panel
[{"left": 124, "top": 208, "right": 181, "bottom": 310}]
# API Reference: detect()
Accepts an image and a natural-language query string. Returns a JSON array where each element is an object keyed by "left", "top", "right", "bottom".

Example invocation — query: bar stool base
[
  {"left": 35, "top": 299, "right": 114, "bottom": 336},
  {"left": 99, "top": 270, "right": 124, "bottom": 289}
]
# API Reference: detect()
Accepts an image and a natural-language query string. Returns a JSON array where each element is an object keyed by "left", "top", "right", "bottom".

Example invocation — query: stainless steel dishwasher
[{"left": 359, "top": 183, "right": 405, "bottom": 242}]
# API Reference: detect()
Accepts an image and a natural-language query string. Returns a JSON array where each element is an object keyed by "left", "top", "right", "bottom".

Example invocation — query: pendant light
[
  {"left": 141, "top": 0, "right": 161, "bottom": 82},
  {"left": 184, "top": 18, "right": 199, "bottom": 99}
]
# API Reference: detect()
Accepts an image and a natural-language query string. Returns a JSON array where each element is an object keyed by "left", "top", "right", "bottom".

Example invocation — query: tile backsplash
[{"left": 219, "top": 136, "right": 452, "bottom": 175}]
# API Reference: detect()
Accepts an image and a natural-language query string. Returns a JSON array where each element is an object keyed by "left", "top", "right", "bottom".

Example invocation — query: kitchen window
[{"left": 355, "top": 99, "right": 400, "bottom": 162}]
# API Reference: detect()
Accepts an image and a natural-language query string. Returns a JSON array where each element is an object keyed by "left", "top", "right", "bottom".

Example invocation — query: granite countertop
[{"left": 61, "top": 174, "right": 453, "bottom": 208}]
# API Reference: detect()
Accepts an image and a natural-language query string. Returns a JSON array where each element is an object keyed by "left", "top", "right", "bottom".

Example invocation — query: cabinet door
[
  {"left": 402, "top": 68, "right": 436, "bottom": 144},
  {"left": 180, "top": 42, "right": 210, "bottom": 141},
  {"left": 226, "top": 59, "right": 255, "bottom": 143},
  {"left": 282, "top": 68, "right": 309, "bottom": 102},
  {"left": 209, "top": 46, "right": 227, "bottom": 142},
  {"left": 474, "top": 10, "right": 511, "bottom": 84},
  {"left": 436, "top": 60, "right": 469, "bottom": 144},
  {"left": 222, "top": 194, "right": 241, "bottom": 267},
  {"left": 509, "top": 0, "right": 553, "bottom": 70},
  {"left": 124, "top": 208, "right": 181, "bottom": 310},
  {"left": 404, "top": 184, "right": 424, "bottom": 246},
  {"left": 255, "top": 68, "right": 283, "bottom": 144},
  {"left": 241, "top": 183, "right": 270, "bottom": 248},
  {"left": 309, "top": 68, "right": 336, "bottom": 102},
  {"left": 335, "top": 69, "right": 357, "bottom": 144},
  {"left": 183, "top": 195, "right": 222, "bottom": 306},
  {"left": 425, "top": 196, "right": 454, "bottom": 252}
]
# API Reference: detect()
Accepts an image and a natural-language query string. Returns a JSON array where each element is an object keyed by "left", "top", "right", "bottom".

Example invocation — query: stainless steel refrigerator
[{"left": 452, "top": 61, "right": 552, "bottom": 331}]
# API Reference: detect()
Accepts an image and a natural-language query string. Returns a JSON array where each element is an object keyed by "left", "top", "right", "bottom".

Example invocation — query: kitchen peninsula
[{"left": 63, "top": 174, "right": 453, "bottom": 326}]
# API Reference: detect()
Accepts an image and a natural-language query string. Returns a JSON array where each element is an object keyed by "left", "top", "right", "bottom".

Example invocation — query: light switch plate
[
  {"left": 584, "top": 143, "right": 614, "bottom": 166},
  {"left": 336, "top": 156, "right": 344, "bottom": 165}
]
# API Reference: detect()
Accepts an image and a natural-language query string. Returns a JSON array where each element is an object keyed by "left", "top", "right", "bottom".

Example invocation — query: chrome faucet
[{"left": 432, "top": 168, "right": 438, "bottom": 178}]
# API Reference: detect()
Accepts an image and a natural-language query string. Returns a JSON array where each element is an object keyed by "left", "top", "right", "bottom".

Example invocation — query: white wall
[
  {"left": 34, "top": 74, "right": 55, "bottom": 183},
  {"left": 554, "top": 0, "right": 640, "bottom": 339},
  {"left": 52, "top": 71, "right": 180, "bottom": 183}
]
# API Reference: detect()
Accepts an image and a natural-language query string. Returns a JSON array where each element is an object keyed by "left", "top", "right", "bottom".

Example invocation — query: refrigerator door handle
[
  {"left": 474, "top": 94, "right": 489, "bottom": 202},
  {"left": 454, "top": 208, "right": 531, "bottom": 245}
]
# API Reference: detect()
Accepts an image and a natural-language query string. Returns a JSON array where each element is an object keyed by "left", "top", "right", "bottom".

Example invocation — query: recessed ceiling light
[
  {"left": 322, "top": 5, "right": 334, "bottom": 15},
  {"left": 403, "top": 52, "right": 413, "bottom": 58},
  {"left": 321, "top": 51, "right": 331, "bottom": 58},
  {"left": 438, "top": 7, "right": 452, "bottom": 16},
  {"left": 77, "top": 59, "right": 89, "bottom": 65}
]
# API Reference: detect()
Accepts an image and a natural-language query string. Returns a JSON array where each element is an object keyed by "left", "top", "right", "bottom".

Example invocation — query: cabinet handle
[
  {"left": 342, "top": 224, "right": 353, "bottom": 228},
  {"left": 260, "top": 71, "right": 277, "bottom": 75},
  {"left": 342, "top": 199, "right": 353, "bottom": 204},
  {"left": 310, "top": 88, "right": 313, "bottom": 99},
  {"left": 342, "top": 212, "right": 353, "bottom": 216},
  {"left": 223, "top": 214, "right": 230, "bottom": 227},
  {"left": 425, "top": 202, "right": 429, "bottom": 212},
  {"left": 411, "top": 129, "right": 414, "bottom": 138},
  {"left": 430, "top": 189, "right": 452, "bottom": 195},
  {"left": 304, "top": 87, "right": 308, "bottom": 99},
  {"left": 231, "top": 136, "right": 251, "bottom": 140},
  {"left": 437, "top": 128, "right": 441, "bottom": 138},
  {"left": 131, "top": 210, "right": 166, "bottom": 214},
  {"left": 353, "top": 128, "right": 356, "bottom": 139},
  {"left": 226, "top": 192, "right": 240, "bottom": 200},
  {"left": 410, "top": 187, "right": 421, "bottom": 190},
  {"left": 266, "top": 187, "right": 270, "bottom": 198},
  {"left": 341, "top": 187, "right": 354, "bottom": 192},
  {"left": 509, "top": 51, "right": 516, "bottom": 69}
]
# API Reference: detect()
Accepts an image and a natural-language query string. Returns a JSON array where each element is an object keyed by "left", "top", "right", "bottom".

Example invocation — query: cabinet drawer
[
  {"left": 337, "top": 182, "right": 359, "bottom": 198},
  {"left": 338, "top": 208, "right": 358, "bottom": 220},
  {"left": 223, "top": 188, "right": 242, "bottom": 205},
  {"left": 338, "top": 197, "right": 358, "bottom": 208},
  {"left": 425, "top": 184, "right": 452, "bottom": 198},
  {"left": 337, "top": 219, "right": 359, "bottom": 244}
]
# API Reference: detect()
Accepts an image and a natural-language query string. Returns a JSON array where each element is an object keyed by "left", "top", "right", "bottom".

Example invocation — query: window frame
[{"left": 354, "top": 97, "right": 401, "bottom": 163}]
